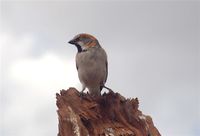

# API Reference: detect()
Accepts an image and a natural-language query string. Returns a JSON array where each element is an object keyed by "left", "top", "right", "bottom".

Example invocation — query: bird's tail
[{"left": 88, "top": 87, "right": 101, "bottom": 96}]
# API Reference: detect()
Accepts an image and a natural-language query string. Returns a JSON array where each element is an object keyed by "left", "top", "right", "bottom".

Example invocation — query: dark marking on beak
[{"left": 68, "top": 39, "right": 76, "bottom": 45}]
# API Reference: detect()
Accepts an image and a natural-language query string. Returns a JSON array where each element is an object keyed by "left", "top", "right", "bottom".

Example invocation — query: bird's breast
[{"left": 76, "top": 48, "right": 107, "bottom": 86}]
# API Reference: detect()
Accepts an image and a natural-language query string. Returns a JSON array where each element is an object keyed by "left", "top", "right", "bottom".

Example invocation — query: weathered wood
[{"left": 56, "top": 88, "right": 161, "bottom": 136}]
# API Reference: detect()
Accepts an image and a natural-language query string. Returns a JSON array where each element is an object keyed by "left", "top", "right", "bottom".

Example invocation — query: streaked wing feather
[{"left": 105, "top": 60, "right": 108, "bottom": 83}]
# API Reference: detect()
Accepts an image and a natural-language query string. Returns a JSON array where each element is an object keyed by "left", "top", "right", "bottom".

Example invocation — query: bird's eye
[{"left": 78, "top": 37, "right": 82, "bottom": 41}]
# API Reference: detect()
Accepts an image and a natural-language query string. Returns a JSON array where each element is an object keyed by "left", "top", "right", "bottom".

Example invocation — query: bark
[{"left": 56, "top": 88, "right": 161, "bottom": 136}]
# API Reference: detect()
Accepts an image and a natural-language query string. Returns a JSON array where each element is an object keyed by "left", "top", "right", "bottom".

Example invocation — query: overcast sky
[{"left": 0, "top": 0, "right": 199, "bottom": 136}]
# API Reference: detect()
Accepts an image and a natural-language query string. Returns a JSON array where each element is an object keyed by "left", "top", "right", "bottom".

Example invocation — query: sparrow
[{"left": 68, "top": 33, "right": 111, "bottom": 96}]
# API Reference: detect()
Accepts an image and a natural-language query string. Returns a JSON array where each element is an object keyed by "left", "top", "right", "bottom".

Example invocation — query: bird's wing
[
  {"left": 105, "top": 60, "right": 108, "bottom": 83},
  {"left": 76, "top": 62, "right": 78, "bottom": 70},
  {"left": 75, "top": 54, "right": 79, "bottom": 70},
  {"left": 100, "top": 60, "right": 108, "bottom": 91}
]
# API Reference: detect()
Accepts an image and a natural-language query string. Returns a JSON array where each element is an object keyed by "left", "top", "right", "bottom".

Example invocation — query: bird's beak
[{"left": 68, "top": 38, "right": 76, "bottom": 45}]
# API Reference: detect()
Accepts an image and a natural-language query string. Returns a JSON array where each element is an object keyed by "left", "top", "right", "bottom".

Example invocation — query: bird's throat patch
[{"left": 75, "top": 44, "right": 82, "bottom": 53}]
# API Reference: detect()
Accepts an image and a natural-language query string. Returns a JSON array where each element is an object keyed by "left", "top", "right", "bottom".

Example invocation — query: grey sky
[{"left": 1, "top": 0, "right": 200, "bottom": 136}]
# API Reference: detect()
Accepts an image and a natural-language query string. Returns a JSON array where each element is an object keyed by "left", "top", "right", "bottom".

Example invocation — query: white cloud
[
  {"left": 1, "top": 32, "right": 79, "bottom": 91},
  {"left": 1, "top": 33, "right": 80, "bottom": 136},
  {"left": 9, "top": 53, "right": 79, "bottom": 91},
  {"left": 1, "top": 33, "right": 34, "bottom": 59}
]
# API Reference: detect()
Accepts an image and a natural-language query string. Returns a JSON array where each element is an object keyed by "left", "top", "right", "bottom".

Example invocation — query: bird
[{"left": 68, "top": 33, "right": 111, "bottom": 96}]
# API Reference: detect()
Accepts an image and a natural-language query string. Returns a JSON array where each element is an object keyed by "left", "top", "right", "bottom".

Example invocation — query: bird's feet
[
  {"left": 103, "top": 86, "right": 113, "bottom": 93},
  {"left": 79, "top": 91, "right": 85, "bottom": 98}
]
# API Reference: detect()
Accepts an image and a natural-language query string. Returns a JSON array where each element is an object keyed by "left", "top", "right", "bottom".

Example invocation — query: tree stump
[{"left": 56, "top": 88, "right": 161, "bottom": 136}]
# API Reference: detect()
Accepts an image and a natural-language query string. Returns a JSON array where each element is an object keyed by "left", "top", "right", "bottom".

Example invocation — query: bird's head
[{"left": 68, "top": 33, "right": 100, "bottom": 52}]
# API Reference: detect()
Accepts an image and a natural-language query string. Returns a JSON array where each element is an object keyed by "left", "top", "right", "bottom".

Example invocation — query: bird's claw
[
  {"left": 103, "top": 86, "right": 113, "bottom": 93},
  {"left": 79, "top": 91, "right": 83, "bottom": 97}
]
